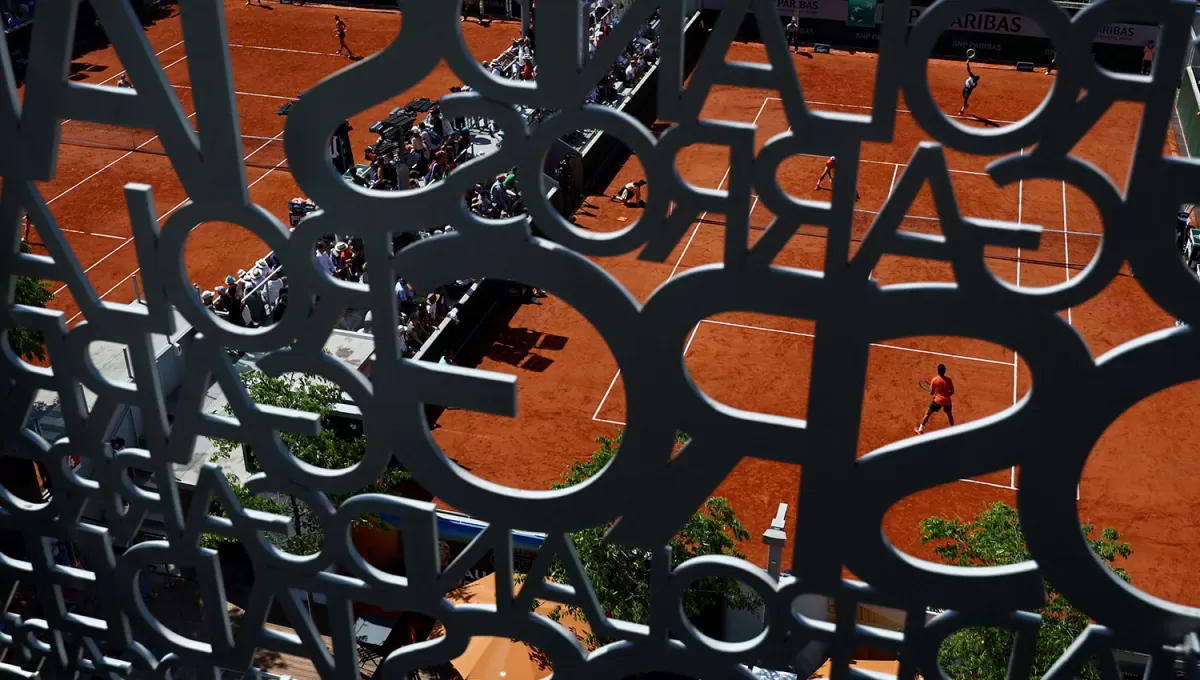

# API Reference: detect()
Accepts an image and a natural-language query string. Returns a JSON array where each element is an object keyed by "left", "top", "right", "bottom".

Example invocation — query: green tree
[
  {"left": 919, "top": 502, "right": 1132, "bottom": 680},
  {"left": 540, "top": 430, "right": 760, "bottom": 645},
  {"left": 8, "top": 242, "right": 55, "bottom": 362},
  {"left": 205, "top": 369, "right": 409, "bottom": 555}
]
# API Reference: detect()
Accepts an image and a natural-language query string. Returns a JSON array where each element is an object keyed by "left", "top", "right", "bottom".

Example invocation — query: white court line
[
  {"left": 171, "top": 84, "right": 297, "bottom": 101},
  {"left": 596, "top": 409, "right": 1021, "bottom": 491},
  {"left": 49, "top": 111, "right": 201, "bottom": 294},
  {"left": 958, "top": 477, "right": 1018, "bottom": 491},
  {"left": 700, "top": 319, "right": 1016, "bottom": 367},
  {"left": 593, "top": 418, "right": 629, "bottom": 427},
  {"left": 593, "top": 98, "right": 772, "bottom": 422},
  {"left": 1012, "top": 148, "right": 1024, "bottom": 489},
  {"left": 1062, "top": 181, "right": 1072, "bottom": 326},
  {"left": 52, "top": 228, "right": 127, "bottom": 240},
  {"left": 95, "top": 39, "right": 185, "bottom": 86},
  {"left": 798, "top": 205, "right": 1100, "bottom": 239},
  {"left": 791, "top": 151, "right": 991, "bottom": 177},
  {"left": 765, "top": 97, "right": 1020, "bottom": 126},
  {"left": 59, "top": 39, "right": 187, "bottom": 128},
  {"left": 228, "top": 42, "right": 342, "bottom": 58},
  {"left": 700, "top": 317, "right": 1021, "bottom": 492},
  {"left": 868, "top": 166, "right": 899, "bottom": 282},
  {"left": 63, "top": 131, "right": 289, "bottom": 321}
]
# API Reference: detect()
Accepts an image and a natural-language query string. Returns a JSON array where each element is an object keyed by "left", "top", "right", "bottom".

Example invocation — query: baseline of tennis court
[{"left": 589, "top": 92, "right": 1131, "bottom": 494}]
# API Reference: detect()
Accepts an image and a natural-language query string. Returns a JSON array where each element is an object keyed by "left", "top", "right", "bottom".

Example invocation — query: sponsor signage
[
  {"left": 704, "top": 0, "right": 1159, "bottom": 47},
  {"left": 905, "top": 6, "right": 1159, "bottom": 46},
  {"left": 846, "top": 0, "right": 876, "bottom": 28}
]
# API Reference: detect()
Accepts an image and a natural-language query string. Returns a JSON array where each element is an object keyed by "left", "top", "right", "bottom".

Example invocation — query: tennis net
[{"left": 57, "top": 120, "right": 289, "bottom": 171}]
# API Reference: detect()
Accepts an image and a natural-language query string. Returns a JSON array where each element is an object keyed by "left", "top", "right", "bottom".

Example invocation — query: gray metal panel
[{"left": 1, "top": 0, "right": 1199, "bottom": 678}]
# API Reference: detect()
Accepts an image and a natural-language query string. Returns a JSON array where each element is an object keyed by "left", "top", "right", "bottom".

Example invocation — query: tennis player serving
[
  {"left": 958, "top": 50, "right": 980, "bottom": 116},
  {"left": 915, "top": 363, "right": 955, "bottom": 434}
]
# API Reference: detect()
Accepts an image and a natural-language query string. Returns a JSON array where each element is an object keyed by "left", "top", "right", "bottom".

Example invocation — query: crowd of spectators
[
  {"left": 1, "top": 0, "right": 35, "bottom": 31},
  {"left": 195, "top": 231, "right": 479, "bottom": 357},
  {"left": 197, "top": 255, "right": 285, "bottom": 329},
  {"left": 585, "top": 0, "right": 659, "bottom": 107},
  {"left": 357, "top": 103, "right": 479, "bottom": 193},
  {"left": 199, "top": 4, "right": 658, "bottom": 348}
]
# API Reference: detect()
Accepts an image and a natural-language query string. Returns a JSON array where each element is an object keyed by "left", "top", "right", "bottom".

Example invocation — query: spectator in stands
[
  {"left": 334, "top": 242, "right": 353, "bottom": 279},
  {"left": 396, "top": 277, "right": 413, "bottom": 309},
  {"left": 489, "top": 174, "right": 510, "bottom": 215},
  {"left": 644, "top": 40, "right": 659, "bottom": 62},
  {"left": 502, "top": 169, "right": 520, "bottom": 208},
  {"left": 224, "top": 274, "right": 243, "bottom": 297},
  {"left": 218, "top": 285, "right": 246, "bottom": 326},
  {"left": 315, "top": 241, "right": 338, "bottom": 277},
  {"left": 266, "top": 272, "right": 284, "bottom": 307},
  {"left": 348, "top": 244, "right": 366, "bottom": 279},
  {"left": 429, "top": 106, "right": 445, "bottom": 136},
  {"left": 272, "top": 289, "right": 288, "bottom": 324},
  {"left": 404, "top": 143, "right": 426, "bottom": 177},
  {"left": 420, "top": 125, "right": 437, "bottom": 155},
  {"left": 248, "top": 266, "right": 266, "bottom": 290},
  {"left": 521, "top": 36, "right": 533, "bottom": 56},
  {"left": 624, "top": 59, "right": 637, "bottom": 84},
  {"left": 201, "top": 290, "right": 215, "bottom": 310},
  {"left": 364, "top": 158, "right": 389, "bottom": 189},
  {"left": 427, "top": 150, "right": 456, "bottom": 184},
  {"left": 212, "top": 286, "right": 228, "bottom": 314},
  {"left": 410, "top": 126, "right": 428, "bottom": 160}
]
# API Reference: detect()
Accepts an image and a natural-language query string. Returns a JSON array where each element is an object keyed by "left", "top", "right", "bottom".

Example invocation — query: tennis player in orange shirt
[{"left": 915, "top": 363, "right": 955, "bottom": 434}]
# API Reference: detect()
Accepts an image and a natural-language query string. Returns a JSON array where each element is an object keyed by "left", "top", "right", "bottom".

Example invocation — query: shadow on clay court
[{"left": 484, "top": 327, "right": 569, "bottom": 372}]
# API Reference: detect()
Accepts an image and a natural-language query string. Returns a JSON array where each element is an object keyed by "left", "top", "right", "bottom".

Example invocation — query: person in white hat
[
  {"left": 201, "top": 291, "right": 215, "bottom": 309},
  {"left": 410, "top": 126, "right": 427, "bottom": 159},
  {"left": 211, "top": 286, "right": 228, "bottom": 314}
]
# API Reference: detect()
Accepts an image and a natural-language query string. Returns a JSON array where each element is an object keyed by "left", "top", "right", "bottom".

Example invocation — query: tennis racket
[
  {"left": 966, "top": 48, "right": 976, "bottom": 60},
  {"left": 919, "top": 379, "right": 932, "bottom": 393}
]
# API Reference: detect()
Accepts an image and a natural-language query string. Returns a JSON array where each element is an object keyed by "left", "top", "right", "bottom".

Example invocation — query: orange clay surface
[
  {"left": 433, "top": 43, "right": 1199, "bottom": 606},
  {"left": 17, "top": 1, "right": 519, "bottom": 324},
  {"left": 21, "top": 7, "right": 1199, "bottom": 608}
]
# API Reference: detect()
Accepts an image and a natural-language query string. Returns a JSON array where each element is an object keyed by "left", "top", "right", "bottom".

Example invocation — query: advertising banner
[
  {"left": 904, "top": 6, "right": 1159, "bottom": 46},
  {"left": 703, "top": 0, "right": 1159, "bottom": 47},
  {"left": 846, "top": 0, "right": 877, "bottom": 28}
]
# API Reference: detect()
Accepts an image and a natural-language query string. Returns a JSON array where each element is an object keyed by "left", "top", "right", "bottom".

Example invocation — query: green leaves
[
  {"left": 205, "top": 369, "right": 410, "bottom": 555},
  {"left": 8, "top": 241, "right": 55, "bottom": 362},
  {"left": 919, "top": 502, "right": 1133, "bottom": 680},
  {"left": 546, "top": 429, "right": 756, "bottom": 639}
]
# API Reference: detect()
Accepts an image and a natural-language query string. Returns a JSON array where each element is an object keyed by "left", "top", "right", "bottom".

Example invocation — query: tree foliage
[
  {"left": 919, "top": 502, "right": 1132, "bottom": 680},
  {"left": 205, "top": 369, "right": 408, "bottom": 555},
  {"left": 8, "top": 241, "right": 55, "bottom": 362},
  {"left": 541, "top": 429, "right": 760, "bottom": 644}
]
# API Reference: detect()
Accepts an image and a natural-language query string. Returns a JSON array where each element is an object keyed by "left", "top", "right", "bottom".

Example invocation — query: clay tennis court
[
  {"left": 20, "top": 1, "right": 518, "bottom": 326},
  {"left": 20, "top": 5, "right": 1198, "bottom": 608},
  {"left": 434, "top": 42, "right": 1200, "bottom": 606}
]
